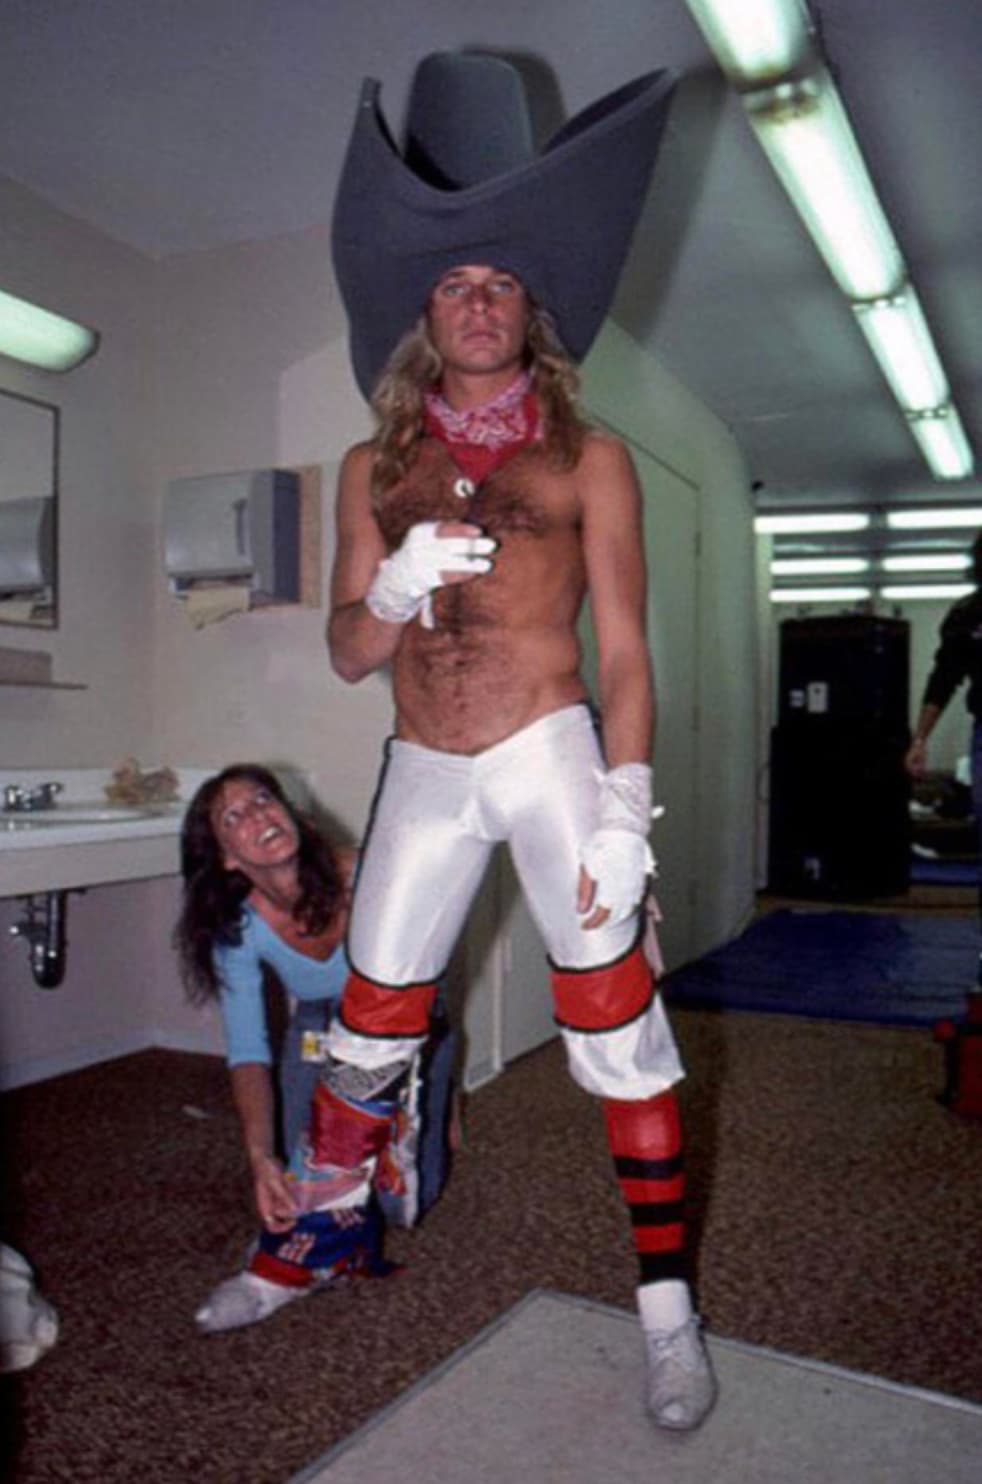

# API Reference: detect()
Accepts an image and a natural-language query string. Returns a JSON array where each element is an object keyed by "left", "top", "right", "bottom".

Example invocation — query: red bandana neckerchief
[{"left": 423, "top": 370, "right": 542, "bottom": 486}]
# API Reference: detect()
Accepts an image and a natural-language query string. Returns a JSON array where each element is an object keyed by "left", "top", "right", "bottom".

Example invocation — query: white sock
[
  {"left": 636, "top": 1279, "right": 693, "bottom": 1333},
  {"left": 195, "top": 1270, "right": 309, "bottom": 1333}
]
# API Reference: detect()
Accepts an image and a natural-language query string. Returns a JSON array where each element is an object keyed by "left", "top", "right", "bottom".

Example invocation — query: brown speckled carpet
[{"left": 2, "top": 1006, "right": 981, "bottom": 1482}]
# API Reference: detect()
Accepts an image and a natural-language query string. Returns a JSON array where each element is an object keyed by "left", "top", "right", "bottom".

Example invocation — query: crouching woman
[{"left": 174, "top": 764, "right": 453, "bottom": 1332}]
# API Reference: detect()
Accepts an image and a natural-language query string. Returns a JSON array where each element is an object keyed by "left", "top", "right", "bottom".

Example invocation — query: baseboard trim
[
  {"left": 0, "top": 1031, "right": 151, "bottom": 1092},
  {"left": 0, "top": 1028, "right": 223, "bottom": 1091},
  {"left": 151, "top": 1027, "right": 224, "bottom": 1059}
]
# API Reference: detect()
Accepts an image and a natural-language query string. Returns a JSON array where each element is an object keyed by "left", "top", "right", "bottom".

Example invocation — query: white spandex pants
[{"left": 330, "top": 705, "right": 684, "bottom": 1101}]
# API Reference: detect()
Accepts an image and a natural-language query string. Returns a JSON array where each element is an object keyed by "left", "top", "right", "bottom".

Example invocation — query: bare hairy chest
[{"left": 375, "top": 442, "right": 579, "bottom": 550}]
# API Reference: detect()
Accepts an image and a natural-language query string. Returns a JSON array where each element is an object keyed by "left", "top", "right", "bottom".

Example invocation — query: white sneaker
[
  {"left": 643, "top": 1315, "right": 717, "bottom": 1431},
  {"left": 195, "top": 1271, "right": 310, "bottom": 1334},
  {"left": 0, "top": 1245, "right": 59, "bottom": 1373}
]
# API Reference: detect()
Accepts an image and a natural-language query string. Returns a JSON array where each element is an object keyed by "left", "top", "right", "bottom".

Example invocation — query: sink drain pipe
[{"left": 9, "top": 892, "right": 71, "bottom": 988}]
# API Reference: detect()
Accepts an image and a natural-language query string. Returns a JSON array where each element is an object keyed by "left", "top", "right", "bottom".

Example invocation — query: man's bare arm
[
  {"left": 573, "top": 434, "right": 657, "bottom": 928},
  {"left": 327, "top": 445, "right": 405, "bottom": 683},
  {"left": 580, "top": 434, "right": 655, "bottom": 767}
]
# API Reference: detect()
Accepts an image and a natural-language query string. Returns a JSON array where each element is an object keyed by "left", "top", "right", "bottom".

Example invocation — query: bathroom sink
[
  {"left": 1, "top": 803, "right": 165, "bottom": 830},
  {"left": 0, "top": 769, "right": 201, "bottom": 896}
]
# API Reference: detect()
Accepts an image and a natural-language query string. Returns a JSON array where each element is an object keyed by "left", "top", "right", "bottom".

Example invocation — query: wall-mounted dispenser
[
  {"left": 164, "top": 468, "right": 301, "bottom": 606},
  {"left": 0, "top": 495, "right": 54, "bottom": 609}
]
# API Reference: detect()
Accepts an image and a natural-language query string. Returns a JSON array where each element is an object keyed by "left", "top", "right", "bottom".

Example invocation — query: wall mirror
[{"left": 0, "top": 388, "right": 58, "bottom": 629}]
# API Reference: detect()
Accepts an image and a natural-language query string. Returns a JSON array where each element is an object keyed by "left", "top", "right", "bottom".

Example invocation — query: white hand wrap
[
  {"left": 580, "top": 763, "right": 659, "bottom": 926},
  {"left": 365, "top": 520, "right": 496, "bottom": 629}
]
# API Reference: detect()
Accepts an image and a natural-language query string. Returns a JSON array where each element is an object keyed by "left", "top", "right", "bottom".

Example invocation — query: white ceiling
[{"left": 1, "top": 0, "right": 979, "bottom": 509}]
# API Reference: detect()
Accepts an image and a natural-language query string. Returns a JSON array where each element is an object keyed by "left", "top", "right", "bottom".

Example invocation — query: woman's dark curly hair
[{"left": 173, "top": 764, "right": 347, "bottom": 1004}]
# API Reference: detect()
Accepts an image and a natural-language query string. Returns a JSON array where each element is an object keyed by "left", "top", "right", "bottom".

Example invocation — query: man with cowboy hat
[{"left": 321, "top": 52, "right": 716, "bottom": 1431}]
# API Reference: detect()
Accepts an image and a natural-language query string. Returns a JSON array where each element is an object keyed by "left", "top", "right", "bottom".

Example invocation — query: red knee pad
[
  {"left": 340, "top": 969, "right": 438, "bottom": 1038},
  {"left": 550, "top": 940, "right": 654, "bottom": 1033},
  {"left": 309, "top": 1083, "right": 392, "bottom": 1168}
]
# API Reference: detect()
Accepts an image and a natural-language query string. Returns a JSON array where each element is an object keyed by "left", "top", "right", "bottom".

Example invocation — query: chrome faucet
[{"left": 3, "top": 781, "right": 64, "bottom": 813}]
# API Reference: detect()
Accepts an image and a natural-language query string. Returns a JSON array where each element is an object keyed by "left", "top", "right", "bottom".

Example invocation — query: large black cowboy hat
[{"left": 331, "top": 52, "right": 677, "bottom": 399}]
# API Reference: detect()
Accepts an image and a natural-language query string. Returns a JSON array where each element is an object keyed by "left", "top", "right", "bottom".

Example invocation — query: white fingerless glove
[
  {"left": 579, "top": 763, "right": 659, "bottom": 927},
  {"left": 365, "top": 521, "right": 497, "bottom": 630}
]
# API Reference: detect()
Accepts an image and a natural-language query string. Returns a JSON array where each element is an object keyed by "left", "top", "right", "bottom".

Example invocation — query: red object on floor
[{"left": 934, "top": 991, "right": 982, "bottom": 1118}]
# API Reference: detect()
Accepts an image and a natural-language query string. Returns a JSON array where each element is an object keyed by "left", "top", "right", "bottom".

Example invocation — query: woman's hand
[
  {"left": 251, "top": 1153, "right": 298, "bottom": 1233},
  {"left": 229, "top": 1064, "right": 298, "bottom": 1232}
]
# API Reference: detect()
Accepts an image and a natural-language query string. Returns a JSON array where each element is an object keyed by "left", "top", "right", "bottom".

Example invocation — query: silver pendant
[{"left": 453, "top": 476, "right": 476, "bottom": 500}]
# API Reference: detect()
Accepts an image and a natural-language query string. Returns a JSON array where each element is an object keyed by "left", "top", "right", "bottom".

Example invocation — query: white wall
[
  {"left": 0, "top": 177, "right": 164, "bottom": 1087},
  {"left": 144, "top": 226, "right": 387, "bottom": 1058},
  {"left": 0, "top": 882, "right": 158, "bottom": 1088},
  {"left": 150, "top": 227, "right": 380, "bottom": 816},
  {"left": 0, "top": 177, "right": 156, "bottom": 764}
]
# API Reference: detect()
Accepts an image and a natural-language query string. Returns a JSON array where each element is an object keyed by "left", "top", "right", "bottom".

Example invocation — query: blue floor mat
[
  {"left": 910, "top": 857, "right": 980, "bottom": 886},
  {"left": 662, "top": 910, "right": 981, "bottom": 1026}
]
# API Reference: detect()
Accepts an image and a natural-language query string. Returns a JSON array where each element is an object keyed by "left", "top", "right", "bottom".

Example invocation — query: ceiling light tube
[
  {"left": 881, "top": 583, "right": 975, "bottom": 601},
  {"left": 881, "top": 554, "right": 971, "bottom": 573},
  {"left": 0, "top": 287, "right": 99, "bottom": 372},
  {"left": 755, "top": 512, "right": 870, "bottom": 534},
  {"left": 770, "top": 586, "right": 871, "bottom": 603},
  {"left": 771, "top": 557, "right": 870, "bottom": 575},
  {"left": 745, "top": 69, "right": 904, "bottom": 300},
  {"left": 906, "top": 407, "right": 975, "bottom": 481},
  {"left": 683, "top": 0, "right": 815, "bottom": 86},
  {"left": 852, "top": 287, "right": 949, "bottom": 413},
  {"left": 886, "top": 506, "right": 982, "bottom": 530}
]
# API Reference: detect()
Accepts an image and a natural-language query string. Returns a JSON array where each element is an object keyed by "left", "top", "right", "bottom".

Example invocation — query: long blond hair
[{"left": 369, "top": 301, "right": 587, "bottom": 503}]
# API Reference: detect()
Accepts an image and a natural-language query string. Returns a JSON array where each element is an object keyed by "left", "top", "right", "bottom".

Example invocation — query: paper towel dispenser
[
  {"left": 164, "top": 468, "right": 300, "bottom": 603},
  {"left": 0, "top": 495, "right": 55, "bottom": 602}
]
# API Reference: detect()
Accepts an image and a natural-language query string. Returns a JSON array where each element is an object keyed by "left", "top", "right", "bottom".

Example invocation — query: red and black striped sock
[{"left": 603, "top": 1089, "right": 688, "bottom": 1285}]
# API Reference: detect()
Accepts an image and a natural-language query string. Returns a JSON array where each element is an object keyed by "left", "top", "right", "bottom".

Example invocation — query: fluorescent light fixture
[
  {"left": 881, "top": 583, "right": 975, "bottom": 601},
  {"left": 0, "top": 287, "right": 99, "bottom": 372},
  {"left": 886, "top": 506, "right": 982, "bottom": 530},
  {"left": 771, "top": 557, "right": 869, "bottom": 575},
  {"left": 745, "top": 70, "right": 904, "bottom": 300},
  {"left": 881, "top": 553, "right": 971, "bottom": 573},
  {"left": 689, "top": 2, "right": 975, "bottom": 485},
  {"left": 755, "top": 512, "right": 870, "bottom": 534},
  {"left": 770, "top": 586, "right": 871, "bottom": 603},
  {"left": 683, "top": 0, "right": 814, "bottom": 85},
  {"left": 852, "top": 288, "right": 949, "bottom": 413},
  {"left": 906, "top": 407, "right": 975, "bottom": 481}
]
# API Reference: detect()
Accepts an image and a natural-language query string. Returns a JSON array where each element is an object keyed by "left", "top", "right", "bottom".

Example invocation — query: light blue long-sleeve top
[{"left": 214, "top": 902, "right": 349, "bottom": 1066}]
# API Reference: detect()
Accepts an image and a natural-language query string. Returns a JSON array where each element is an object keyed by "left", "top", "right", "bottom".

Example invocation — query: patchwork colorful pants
[{"left": 248, "top": 1002, "right": 456, "bottom": 1286}]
